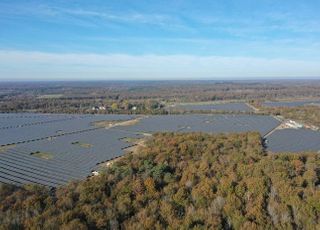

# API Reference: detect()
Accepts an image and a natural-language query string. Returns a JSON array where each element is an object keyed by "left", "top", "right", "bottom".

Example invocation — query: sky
[{"left": 0, "top": 0, "right": 320, "bottom": 80}]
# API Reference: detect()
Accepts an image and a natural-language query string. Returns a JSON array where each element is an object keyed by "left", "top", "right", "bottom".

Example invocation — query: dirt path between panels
[{"left": 93, "top": 116, "right": 145, "bottom": 129}]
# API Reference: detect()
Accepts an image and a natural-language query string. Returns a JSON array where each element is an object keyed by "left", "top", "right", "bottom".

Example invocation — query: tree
[{"left": 111, "top": 103, "right": 118, "bottom": 111}]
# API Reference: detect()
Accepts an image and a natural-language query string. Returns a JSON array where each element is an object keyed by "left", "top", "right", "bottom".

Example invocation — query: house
[{"left": 92, "top": 105, "right": 106, "bottom": 111}]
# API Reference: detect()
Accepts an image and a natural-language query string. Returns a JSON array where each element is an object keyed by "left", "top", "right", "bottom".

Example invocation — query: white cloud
[
  {"left": 0, "top": 3, "right": 184, "bottom": 29},
  {"left": 0, "top": 50, "right": 319, "bottom": 80}
]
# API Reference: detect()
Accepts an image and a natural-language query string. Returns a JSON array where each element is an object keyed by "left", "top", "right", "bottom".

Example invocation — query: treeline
[
  {"left": 252, "top": 101, "right": 320, "bottom": 127},
  {"left": 1, "top": 132, "right": 320, "bottom": 229},
  {"left": 2, "top": 81, "right": 320, "bottom": 114},
  {"left": 267, "top": 106, "right": 320, "bottom": 127},
  {"left": 0, "top": 98, "right": 168, "bottom": 115}
]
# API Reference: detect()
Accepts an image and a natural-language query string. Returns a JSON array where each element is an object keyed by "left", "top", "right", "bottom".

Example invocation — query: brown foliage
[{"left": 1, "top": 132, "right": 320, "bottom": 229}]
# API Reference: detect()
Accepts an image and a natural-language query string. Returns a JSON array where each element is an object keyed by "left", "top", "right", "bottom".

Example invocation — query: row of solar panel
[
  {"left": 266, "top": 128, "right": 320, "bottom": 153},
  {"left": 0, "top": 113, "right": 134, "bottom": 125},
  {"left": 0, "top": 113, "right": 319, "bottom": 187},
  {"left": 0, "top": 114, "right": 140, "bottom": 186},
  {"left": 262, "top": 100, "right": 320, "bottom": 108},
  {"left": 0, "top": 114, "right": 136, "bottom": 145},
  {"left": 0, "top": 113, "right": 75, "bottom": 128},
  {"left": 114, "top": 114, "right": 280, "bottom": 137},
  {"left": 168, "top": 102, "right": 253, "bottom": 112},
  {"left": 0, "top": 128, "right": 142, "bottom": 187}
]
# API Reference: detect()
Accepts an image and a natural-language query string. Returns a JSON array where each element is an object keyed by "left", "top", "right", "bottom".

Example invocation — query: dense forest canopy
[{"left": 1, "top": 132, "right": 320, "bottom": 229}]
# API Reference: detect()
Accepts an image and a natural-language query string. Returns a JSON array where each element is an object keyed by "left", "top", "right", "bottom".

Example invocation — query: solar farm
[
  {"left": 168, "top": 102, "right": 253, "bottom": 112},
  {"left": 266, "top": 128, "right": 320, "bottom": 153},
  {"left": 262, "top": 100, "right": 320, "bottom": 108},
  {"left": 0, "top": 113, "right": 319, "bottom": 187},
  {"left": 114, "top": 114, "right": 279, "bottom": 136}
]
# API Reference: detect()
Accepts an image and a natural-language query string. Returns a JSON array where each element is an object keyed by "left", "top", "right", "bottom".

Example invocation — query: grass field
[
  {"left": 71, "top": 141, "right": 93, "bottom": 148},
  {"left": 30, "top": 151, "right": 53, "bottom": 160}
]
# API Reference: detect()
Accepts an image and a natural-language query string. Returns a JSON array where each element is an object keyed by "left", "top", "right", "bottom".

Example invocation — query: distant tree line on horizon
[{"left": 1, "top": 81, "right": 320, "bottom": 114}]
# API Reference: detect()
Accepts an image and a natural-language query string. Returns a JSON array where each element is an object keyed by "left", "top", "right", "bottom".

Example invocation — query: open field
[{"left": 30, "top": 151, "right": 54, "bottom": 160}]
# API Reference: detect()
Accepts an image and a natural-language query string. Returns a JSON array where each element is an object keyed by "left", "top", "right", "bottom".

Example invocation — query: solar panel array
[
  {"left": 266, "top": 128, "right": 320, "bottom": 153},
  {"left": 116, "top": 114, "right": 280, "bottom": 137},
  {"left": 170, "top": 102, "right": 253, "bottom": 112},
  {"left": 1, "top": 112, "right": 318, "bottom": 187},
  {"left": 0, "top": 114, "right": 140, "bottom": 187},
  {"left": 262, "top": 100, "right": 320, "bottom": 108},
  {"left": 0, "top": 129, "right": 142, "bottom": 187},
  {"left": 0, "top": 114, "right": 135, "bottom": 146}
]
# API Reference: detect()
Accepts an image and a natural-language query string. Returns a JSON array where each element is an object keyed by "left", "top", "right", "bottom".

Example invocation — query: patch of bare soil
[
  {"left": 93, "top": 116, "right": 143, "bottom": 128},
  {"left": 0, "top": 144, "right": 16, "bottom": 153}
]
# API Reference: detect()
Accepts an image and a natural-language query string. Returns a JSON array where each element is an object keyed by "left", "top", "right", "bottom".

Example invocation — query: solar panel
[
  {"left": 170, "top": 102, "right": 253, "bottom": 112},
  {"left": 0, "top": 112, "right": 316, "bottom": 187},
  {"left": 266, "top": 128, "right": 320, "bottom": 153},
  {"left": 262, "top": 100, "right": 320, "bottom": 108}
]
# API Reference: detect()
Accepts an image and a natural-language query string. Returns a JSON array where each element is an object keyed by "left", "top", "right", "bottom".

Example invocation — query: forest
[
  {"left": 1, "top": 80, "right": 320, "bottom": 114},
  {"left": 261, "top": 105, "right": 320, "bottom": 128},
  {"left": 1, "top": 132, "right": 320, "bottom": 229}
]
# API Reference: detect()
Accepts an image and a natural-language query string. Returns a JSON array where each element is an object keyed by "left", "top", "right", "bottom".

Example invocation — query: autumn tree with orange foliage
[{"left": 1, "top": 132, "right": 320, "bottom": 229}]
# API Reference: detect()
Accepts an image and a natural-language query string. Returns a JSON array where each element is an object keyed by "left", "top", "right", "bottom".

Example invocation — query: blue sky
[{"left": 0, "top": 0, "right": 320, "bottom": 80}]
